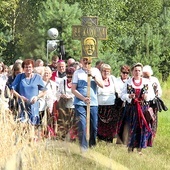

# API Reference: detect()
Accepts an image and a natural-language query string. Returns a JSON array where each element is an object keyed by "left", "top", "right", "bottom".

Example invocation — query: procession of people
[{"left": 0, "top": 56, "right": 167, "bottom": 154}]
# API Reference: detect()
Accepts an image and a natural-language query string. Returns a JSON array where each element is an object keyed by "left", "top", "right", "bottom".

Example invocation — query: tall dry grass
[{"left": 0, "top": 106, "right": 61, "bottom": 170}]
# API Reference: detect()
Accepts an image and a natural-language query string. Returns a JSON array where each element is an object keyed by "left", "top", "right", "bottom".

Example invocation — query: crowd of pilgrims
[{"left": 0, "top": 55, "right": 167, "bottom": 154}]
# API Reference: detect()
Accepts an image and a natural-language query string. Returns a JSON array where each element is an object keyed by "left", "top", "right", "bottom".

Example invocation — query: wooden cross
[
  {"left": 72, "top": 16, "right": 107, "bottom": 142},
  {"left": 72, "top": 16, "right": 107, "bottom": 58}
]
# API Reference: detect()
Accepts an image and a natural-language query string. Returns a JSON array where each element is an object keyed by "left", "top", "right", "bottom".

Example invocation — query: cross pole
[{"left": 72, "top": 16, "right": 107, "bottom": 143}]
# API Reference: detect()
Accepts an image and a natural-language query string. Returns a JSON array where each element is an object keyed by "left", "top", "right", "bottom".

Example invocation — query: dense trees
[
  {"left": 0, "top": 0, "right": 170, "bottom": 80},
  {"left": 34, "top": 1, "right": 82, "bottom": 63}
]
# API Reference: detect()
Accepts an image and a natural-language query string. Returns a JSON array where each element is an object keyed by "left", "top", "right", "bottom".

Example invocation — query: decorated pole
[{"left": 72, "top": 16, "right": 107, "bottom": 142}]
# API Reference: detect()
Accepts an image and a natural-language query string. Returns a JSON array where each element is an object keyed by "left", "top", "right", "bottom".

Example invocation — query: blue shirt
[
  {"left": 11, "top": 73, "right": 46, "bottom": 101},
  {"left": 72, "top": 68, "right": 100, "bottom": 106},
  {"left": 11, "top": 73, "right": 46, "bottom": 121}
]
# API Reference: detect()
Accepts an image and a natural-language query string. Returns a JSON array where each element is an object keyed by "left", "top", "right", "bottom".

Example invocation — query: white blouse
[
  {"left": 57, "top": 79, "right": 74, "bottom": 108},
  {"left": 116, "top": 77, "right": 129, "bottom": 92},
  {"left": 147, "top": 76, "right": 162, "bottom": 98},
  {"left": 39, "top": 80, "right": 57, "bottom": 112},
  {"left": 121, "top": 77, "right": 155, "bottom": 103},
  {"left": 97, "top": 75, "right": 120, "bottom": 105}
]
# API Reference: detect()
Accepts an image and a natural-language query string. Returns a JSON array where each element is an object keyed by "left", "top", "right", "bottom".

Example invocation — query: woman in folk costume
[
  {"left": 116, "top": 65, "right": 131, "bottom": 145},
  {"left": 97, "top": 64, "right": 121, "bottom": 143},
  {"left": 142, "top": 65, "right": 165, "bottom": 141},
  {"left": 120, "top": 63, "right": 155, "bottom": 154}
]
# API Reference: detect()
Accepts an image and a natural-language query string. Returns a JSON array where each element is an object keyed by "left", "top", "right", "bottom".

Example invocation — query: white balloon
[{"left": 47, "top": 28, "right": 59, "bottom": 39}]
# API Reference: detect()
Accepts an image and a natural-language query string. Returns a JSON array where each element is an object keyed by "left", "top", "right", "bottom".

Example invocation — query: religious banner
[{"left": 72, "top": 16, "right": 107, "bottom": 58}]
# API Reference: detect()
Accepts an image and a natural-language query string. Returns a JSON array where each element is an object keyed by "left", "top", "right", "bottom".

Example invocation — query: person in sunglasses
[
  {"left": 116, "top": 65, "right": 130, "bottom": 145},
  {"left": 117, "top": 65, "right": 130, "bottom": 92},
  {"left": 71, "top": 57, "right": 103, "bottom": 152},
  {"left": 57, "top": 67, "right": 77, "bottom": 140}
]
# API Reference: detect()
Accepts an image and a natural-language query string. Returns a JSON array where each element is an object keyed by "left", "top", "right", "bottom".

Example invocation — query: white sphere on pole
[
  {"left": 47, "top": 28, "right": 59, "bottom": 39},
  {"left": 47, "top": 40, "right": 58, "bottom": 52}
]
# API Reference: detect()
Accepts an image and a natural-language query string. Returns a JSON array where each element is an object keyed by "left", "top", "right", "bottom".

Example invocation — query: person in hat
[{"left": 120, "top": 63, "right": 155, "bottom": 154}]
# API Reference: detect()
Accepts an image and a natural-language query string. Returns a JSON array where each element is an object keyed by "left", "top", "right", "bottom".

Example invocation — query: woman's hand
[
  {"left": 141, "top": 93, "right": 148, "bottom": 100},
  {"left": 30, "top": 96, "right": 38, "bottom": 104},
  {"left": 20, "top": 96, "right": 29, "bottom": 102},
  {"left": 129, "top": 93, "right": 135, "bottom": 99}
]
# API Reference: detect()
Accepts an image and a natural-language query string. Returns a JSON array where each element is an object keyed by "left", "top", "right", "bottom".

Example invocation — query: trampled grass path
[{"left": 56, "top": 141, "right": 129, "bottom": 170}]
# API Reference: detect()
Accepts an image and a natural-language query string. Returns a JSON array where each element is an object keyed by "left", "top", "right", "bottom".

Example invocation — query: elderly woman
[
  {"left": 11, "top": 59, "right": 47, "bottom": 125},
  {"left": 143, "top": 65, "right": 162, "bottom": 97},
  {"left": 121, "top": 63, "right": 155, "bottom": 154},
  {"left": 143, "top": 65, "right": 165, "bottom": 141},
  {"left": 42, "top": 66, "right": 57, "bottom": 114},
  {"left": 97, "top": 63, "right": 121, "bottom": 143},
  {"left": 37, "top": 66, "right": 58, "bottom": 137},
  {"left": 38, "top": 66, "right": 57, "bottom": 119},
  {"left": 7, "top": 63, "right": 23, "bottom": 88}
]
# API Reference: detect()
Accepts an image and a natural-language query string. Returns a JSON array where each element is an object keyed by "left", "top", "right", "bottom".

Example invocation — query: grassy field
[{"left": 0, "top": 85, "right": 169, "bottom": 170}]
